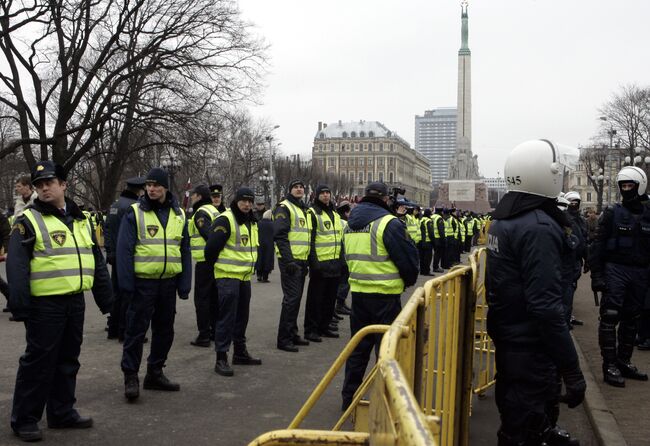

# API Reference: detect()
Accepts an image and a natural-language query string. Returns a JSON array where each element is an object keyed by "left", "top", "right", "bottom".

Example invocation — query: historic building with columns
[{"left": 312, "top": 120, "right": 431, "bottom": 205}]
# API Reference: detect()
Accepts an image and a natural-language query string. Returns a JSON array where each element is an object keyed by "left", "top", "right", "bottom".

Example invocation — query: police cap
[
  {"left": 31, "top": 160, "right": 66, "bottom": 185},
  {"left": 126, "top": 176, "right": 146, "bottom": 188},
  {"left": 364, "top": 182, "right": 389, "bottom": 198},
  {"left": 209, "top": 184, "right": 223, "bottom": 196}
]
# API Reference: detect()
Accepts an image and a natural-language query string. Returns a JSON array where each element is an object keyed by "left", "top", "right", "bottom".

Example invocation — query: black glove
[
  {"left": 284, "top": 262, "right": 300, "bottom": 275},
  {"left": 178, "top": 292, "right": 189, "bottom": 300},
  {"left": 559, "top": 365, "right": 586, "bottom": 408},
  {"left": 107, "top": 254, "right": 116, "bottom": 266},
  {"left": 591, "top": 275, "right": 606, "bottom": 292}
]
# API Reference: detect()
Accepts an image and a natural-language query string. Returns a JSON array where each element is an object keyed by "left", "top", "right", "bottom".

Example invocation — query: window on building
[
  {"left": 389, "top": 172, "right": 394, "bottom": 182},
  {"left": 587, "top": 192, "right": 592, "bottom": 202},
  {"left": 577, "top": 176, "right": 581, "bottom": 186},
  {"left": 342, "top": 132, "right": 348, "bottom": 138},
  {"left": 360, "top": 158, "right": 365, "bottom": 167},
  {"left": 369, "top": 131, "right": 374, "bottom": 138},
  {"left": 358, "top": 172, "right": 364, "bottom": 184},
  {"left": 368, "top": 172, "right": 373, "bottom": 182},
  {"left": 379, "top": 143, "right": 383, "bottom": 151},
  {"left": 360, "top": 131, "right": 365, "bottom": 137},
  {"left": 330, "top": 144, "right": 334, "bottom": 151},
  {"left": 351, "top": 131, "right": 356, "bottom": 138},
  {"left": 390, "top": 143, "right": 394, "bottom": 151},
  {"left": 350, "top": 172, "right": 354, "bottom": 182},
  {"left": 328, "top": 158, "right": 335, "bottom": 167},
  {"left": 368, "top": 143, "right": 373, "bottom": 151},
  {"left": 387, "top": 131, "right": 392, "bottom": 137},
  {"left": 368, "top": 157, "right": 373, "bottom": 166},
  {"left": 319, "top": 133, "right": 325, "bottom": 139},
  {"left": 379, "top": 171, "right": 384, "bottom": 182}
]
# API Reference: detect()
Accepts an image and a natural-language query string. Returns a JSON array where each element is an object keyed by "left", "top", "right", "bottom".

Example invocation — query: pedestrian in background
[
  {"left": 7, "top": 161, "right": 112, "bottom": 442},
  {"left": 13, "top": 175, "right": 37, "bottom": 218},
  {"left": 256, "top": 209, "right": 274, "bottom": 283}
]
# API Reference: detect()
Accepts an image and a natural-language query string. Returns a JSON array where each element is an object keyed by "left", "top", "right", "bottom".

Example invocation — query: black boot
[
  {"left": 616, "top": 360, "right": 648, "bottom": 381},
  {"left": 602, "top": 363, "right": 625, "bottom": 387},
  {"left": 124, "top": 373, "right": 140, "bottom": 401},
  {"left": 143, "top": 366, "right": 180, "bottom": 391},
  {"left": 547, "top": 426, "right": 580, "bottom": 446},
  {"left": 215, "top": 352, "right": 234, "bottom": 376},
  {"left": 232, "top": 347, "right": 262, "bottom": 365}
]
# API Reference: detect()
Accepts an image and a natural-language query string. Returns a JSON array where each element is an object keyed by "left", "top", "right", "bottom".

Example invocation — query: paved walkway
[{"left": 572, "top": 275, "right": 649, "bottom": 446}]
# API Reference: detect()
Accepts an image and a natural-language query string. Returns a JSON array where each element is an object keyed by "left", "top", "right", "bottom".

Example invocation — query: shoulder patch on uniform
[
  {"left": 12, "top": 223, "right": 25, "bottom": 235},
  {"left": 197, "top": 218, "right": 205, "bottom": 228},
  {"left": 213, "top": 225, "right": 228, "bottom": 233}
]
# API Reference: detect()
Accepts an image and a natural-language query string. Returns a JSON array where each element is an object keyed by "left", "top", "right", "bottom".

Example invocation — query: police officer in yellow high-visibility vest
[
  {"left": 304, "top": 185, "right": 345, "bottom": 342},
  {"left": 442, "top": 209, "right": 456, "bottom": 268},
  {"left": 274, "top": 179, "right": 313, "bottom": 352},
  {"left": 418, "top": 209, "right": 433, "bottom": 275},
  {"left": 431, "top": 208, "right": 445, "bottom": 272},
  {"left": 7, "top": 161, "right": 112, "bottom": 441},
  {"left": 341, "top": 182, "right": 419, "bottom": 411},
  {"left": 187, "top": 184, "right": 220, "bottom": 347},
  {"left": 116, "top": 167, "right": 192, "bottom": 401},
  {"left": 205, "top": 187, "right": 262, "bottom": 376}
]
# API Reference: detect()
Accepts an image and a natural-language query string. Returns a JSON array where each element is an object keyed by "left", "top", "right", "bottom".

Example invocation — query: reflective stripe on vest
[
  {"left": 275, "top": 200, "right": 311, "bottom": 260},
  {"left": 24, "top": 209, "right": 95, "bottom": 296},
  {"left": 344, "top": 214, "right": 404, "bottom": 294},
  {"left": 132, "top": 203, "right": 186, "bottom": 279},
  {"left": 419, "top": 216, "right": 431, "bottom": 242},
  {"left": 309, "top": 207, "right": 342, "bottom": 262},
  {"left": 189, "top": 204, "right": 220, "bottom": 261},
  {"left": 214, "top": 210, "right": 258, "bottom": 281}
]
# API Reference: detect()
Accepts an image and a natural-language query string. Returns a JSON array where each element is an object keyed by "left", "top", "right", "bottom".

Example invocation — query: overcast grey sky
[{"left": 238, "top": 0, "right": 650, "bottom": 178}]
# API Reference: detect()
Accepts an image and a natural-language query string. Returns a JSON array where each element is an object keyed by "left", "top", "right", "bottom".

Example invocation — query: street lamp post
[
  {"left": 600, "top": 116, "right": 617, "bottom": 205},
  {"left": 258, "top": 169, "right": 270, "bottom": 206},
  {"left": 267, "top": 125, "right": 280, "bottom": 207}
]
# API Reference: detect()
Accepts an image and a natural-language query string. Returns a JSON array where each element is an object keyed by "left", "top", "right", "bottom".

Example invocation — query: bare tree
[
  {"left": 580, "top": 145, "right": 608, "bottom": 213},
  {"left": 0, "top": 0, "right": 266, "bottom": 175}
]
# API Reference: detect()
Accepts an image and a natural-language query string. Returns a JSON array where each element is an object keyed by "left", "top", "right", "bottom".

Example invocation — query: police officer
[
  {"left": 117, "top": 167, "right": 192, "bottom": 401},
  {"left": 304, "top": 185, "right": 345, "bottom": 342},
  {"left": 431, "top": 207, "right": 445, "bottom": 272},
  {"left": 442, "top": 209, "right": 456, "bottom": 268},
  {"left": 275, "top": 179, "right": 312, "bottom": 352},
  {"left": 486, "top": 140, "right": 585, "bottom": 445},
  {"left": 590, "top": 166, "right": 650, "bottom": 387},
  {"left": 188, "top": 184, "right": 220, "bottom": 347},
  {"left": 205, "top": 187, "right": 262, "bottom": 376},
  {"left": 7, "top": 161, "right": 112, "bottom": 441},
  {"left": 564, "top": 191, "right": 587, "bottom": 327},
  {"left": 210, "top": 184, "right": 227, "bottom": 213},
  {"left": 418, "top": 209, "right": 433, "bottom": 275},
  {"left": 335, "top": 200, "right": 353, "bottom": 316},
  {"left": 341, "top": 182, "right": 419, "bottom": 410},
  {"left": 105, "top": 177, "right": 145, "bottom": 341}
]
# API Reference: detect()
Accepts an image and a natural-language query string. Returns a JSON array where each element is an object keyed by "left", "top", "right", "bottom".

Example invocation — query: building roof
[{"left": 315, "top": 120, "right": 410, "bottom": 147}]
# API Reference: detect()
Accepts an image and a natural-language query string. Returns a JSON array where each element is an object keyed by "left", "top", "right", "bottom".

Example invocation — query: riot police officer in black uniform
[
  {"left": 105, "top": 177, "right": 145, "bottom": 341},
  {"left": 487, "top": 140, "right": 585, "bottom": 446},
  {"left": 590, "top": 166, "right": 650, "bottom": 387}
]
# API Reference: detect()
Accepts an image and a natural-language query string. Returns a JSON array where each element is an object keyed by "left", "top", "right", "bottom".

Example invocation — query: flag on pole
[{"left": 182, "top": 177, "right": 192, "bottom": 211}]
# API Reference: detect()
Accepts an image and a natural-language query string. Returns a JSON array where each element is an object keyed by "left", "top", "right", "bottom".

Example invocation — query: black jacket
[
  {"left": 308, "top": 199, "right": 345, "bottom": 278},
  {"left": 256, "top": 218, "right": 275, "bottom": 274},
  {"left": 104, "top": 189, "right": 140, "bottom": 263},
  {"left": 7, "top": 198, "right": 113, "bottom": 319},
  {"left": 116, "top": 192, "right": 192, "bottom": 294},
  {"left": 486, "top": 208, "right": 578, "bottom": 371},
  {"left": 0, "top": 212, "right": 10, "bottom": 252},
  {"left": 273, "top": 194, "right": 311, "bottom": 264},
  {"left": 205, "top": 202, "right": 256, "bottom": 268},
  {"left": 346, "top": 198, "right": 419, "bottom": 290}
]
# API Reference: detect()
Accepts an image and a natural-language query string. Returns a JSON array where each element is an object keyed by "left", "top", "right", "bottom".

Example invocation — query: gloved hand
[
  {"left": 559, "top": 365, "right": 586, "bottom": 408},
  {"left": 284, "top": 262, "right": 300, "bottom": 275},
  {"left": 107, "top": 254, "right": 116, "bottom": 266},
  {"left": 591, "top": 276, "right": 606, "bottom": 292},
  {"left": 178, "top": 292, "right": 189, "bottom": 300}
]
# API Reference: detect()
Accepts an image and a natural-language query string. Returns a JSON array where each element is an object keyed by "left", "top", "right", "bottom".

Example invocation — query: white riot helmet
[
  {"left": 504, "top": 139, "right": 566, "bottom": 198},
  {"left": 616, "top": 166, "right": 647, "bottom": 196},
  {"left": 564, "top": 191, "right": 581, "bottom": 202},
  {"left": 556, "top": 193, "right": 570, "bottom": 211}
]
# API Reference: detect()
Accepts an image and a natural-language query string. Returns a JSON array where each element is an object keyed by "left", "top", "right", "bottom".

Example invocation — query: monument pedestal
[{"left": 436, "top": 180, "right": 491, "bottom": 213}]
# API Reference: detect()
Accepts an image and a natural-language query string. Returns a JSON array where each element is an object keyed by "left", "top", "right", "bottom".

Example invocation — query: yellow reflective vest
[
  {"left": 419, "top": 216, "right": 431, "bottom": 242},
  {"left": 407, "top": 214, "right": 422, "bottom": 243},
  {"left": 431, "top": 214, "right": 442, "bottom": 239},
  {"left": 275, "top": 200, "right": 312, "bottom": 261},
  {"left": 132, "top": 203, "right": 186, "bottom": 279},
  {"left": 308, "top": 207, "right": 343, "bottom": 262},
  {"left": 344, "top": 214, "right": 404, "bottom": 295},
  {"left": 24, "top": 208, "right": 95, "bottom": 296},
  {"left": 214, "top": 210, "right": 258, "bottom": 281},
  {"left": 188, "top": 204, "right": 220, "bottom": 261}
]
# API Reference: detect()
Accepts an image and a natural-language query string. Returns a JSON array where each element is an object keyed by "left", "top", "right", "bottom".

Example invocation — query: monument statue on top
[{"left": 448, "top": 0, "right": 480, "bottom": 180}]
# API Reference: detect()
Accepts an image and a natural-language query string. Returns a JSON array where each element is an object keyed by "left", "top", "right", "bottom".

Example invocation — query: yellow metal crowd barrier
[{"left": 249, "top": 248, "right": 493, "bottom": 446}]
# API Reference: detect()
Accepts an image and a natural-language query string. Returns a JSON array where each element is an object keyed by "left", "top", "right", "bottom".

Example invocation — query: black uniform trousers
[
  {"left": 419, "top": 242, "right": 432, "bottom": 275},
  {"left": 341, "top": 293, "right": 401, "bottom": 406},
  {"left": 442, "top": 238, "right": 456, "bottom": 268},
  {"left": 432, "top": 242, "right": 444, "bottom": 270},
  {"left": 599, "top": 263, "right": 649, "bottom": 364},
  {"left": 494, "top": 347, "right": 559, "bottom": 445},
  {"left": 121, "top": 277, "right": 176, "bottom": 374},
  {"left": 0, "top": 276, "right": 9, "bottom": 302},
  {"left": 215, "top": 278, "right": 251, "bottom": 353},
  {"left": 304, "top": 272, "right": 340, "bottom": 336},
  {"left": 12, "top": 294, "right": 85, "bottom": 430},
  {"left": 337, "top": 271, "right": 350, "bottom": 305},
  {"left": 277, "top": 260, "right": 308, "bottom": 347},
  {"left": 107, "top": 264, "right": 127, "bottom": 339},
  {"left": 194, "top": 261, "right": 218, "bottom": 340}
]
